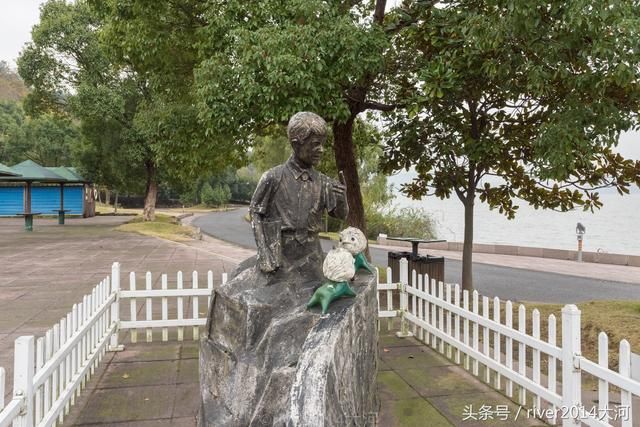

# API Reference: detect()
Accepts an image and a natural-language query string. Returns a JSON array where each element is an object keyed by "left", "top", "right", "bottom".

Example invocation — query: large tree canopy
[
  {"left": 19, "top": 0, "right": 243, "bottom": 220},
  {"left": 192, "top": 0, "right": 398, "bottom": 236},
  {"left": 67, "top": 0, "right": 406, "bottom": 236},
  {"left": 381, "top": 0, "right": 640, "bottom": 290}
]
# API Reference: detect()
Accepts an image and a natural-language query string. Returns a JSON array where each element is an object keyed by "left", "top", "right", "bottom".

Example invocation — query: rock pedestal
[{"left": 198, "top": 258, "right": 378, "bottom": 426}]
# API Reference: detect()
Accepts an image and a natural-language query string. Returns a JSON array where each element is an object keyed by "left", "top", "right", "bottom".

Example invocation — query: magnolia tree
[{"left": 381, "top": 0, "right": 640, "bottom": 290}]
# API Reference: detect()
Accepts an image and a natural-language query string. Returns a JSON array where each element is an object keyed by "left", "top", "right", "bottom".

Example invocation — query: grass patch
[
  {"left": 95, "top": 202, "right": 141, "bottom": 215},
  {"left": 97, "top": 202, "right": 230, "bottom": 216},
  {"left": 319, "top": 231, "right": 339, "bottom": 241},
  {"left": 375, "top": 265, "right": 388, "bottom": 283},
  {"left": 115, "top": 214, "right": 196, "bottom": 242},
  {"left": 181, "top": 204, "right": 233, "bottom": 212},
  {"left": 522, "top": 300, "right": 640, "bottom": 370},
  {"left": 319, "top": 231, "right": 377, "bottom": 244}
]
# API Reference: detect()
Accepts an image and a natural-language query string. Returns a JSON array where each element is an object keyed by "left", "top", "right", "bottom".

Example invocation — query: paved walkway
[
  {"left": 374, "top": 243, "right": 640, "bottom": 285},
  {"left": 57, "top": 327, "right": 545, "bottom": 426},
  {"left": 0, "top": 216, "right": 235, "bottom": 401},
  {"left": 1, "top": 216, "right": 541, "bottom": 426},
  {"left": 377, "top": 332, "right": 544, "bottom": 427}
]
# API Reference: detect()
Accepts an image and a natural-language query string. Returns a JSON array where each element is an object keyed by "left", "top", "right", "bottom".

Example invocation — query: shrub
[
  {"left": 325, "top": 206, "right": 436, "bottom": 240},
  {"left": 384, "top": 207, "right": 436, "bottom": 239},
  {"left": 211, "top": 184, "right": 232, "bottom": 206},
  {"left": 200, "top": 182, "right": 216, "bottom": 206}
]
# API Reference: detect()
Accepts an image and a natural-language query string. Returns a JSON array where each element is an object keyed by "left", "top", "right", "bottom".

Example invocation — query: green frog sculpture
[{"left": 307, "top": 227, "right": 375, "bottom": 314}]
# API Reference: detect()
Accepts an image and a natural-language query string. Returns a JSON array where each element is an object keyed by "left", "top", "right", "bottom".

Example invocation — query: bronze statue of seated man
[{"left": 249, "top": 111, "right": 348, "bottom": 283}]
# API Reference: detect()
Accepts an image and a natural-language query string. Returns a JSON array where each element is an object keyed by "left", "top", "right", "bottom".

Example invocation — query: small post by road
[{"left": 576, "top": 222, "right": 586, "bottom": 262}]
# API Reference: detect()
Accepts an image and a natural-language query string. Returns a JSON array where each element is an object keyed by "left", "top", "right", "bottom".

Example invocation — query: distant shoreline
[
  {"left": 389, "top": 191, "right": 640, "bottom": 256},
  {"left": 376, "top": 236, "right": 640, "bottom": 268}
]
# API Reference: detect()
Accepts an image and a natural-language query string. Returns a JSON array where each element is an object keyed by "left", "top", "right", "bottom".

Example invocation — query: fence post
[
  {"left": 109, "top": 262, "right": 124, "bottom": 351},
  {"left": 619, "top": 340, "right": 632, "bottom": 427},
  {"left": 395, "top": 258, "right": 413, "bottom": 338},
  {"left": 561, "top": 304, "right": 582, "bottom": 427},
  {"left": 13, "top": 336, "right": 35, "bottom": 427},
  {"left": 0, "top": 366, "right": 4, "bottom": 410}
]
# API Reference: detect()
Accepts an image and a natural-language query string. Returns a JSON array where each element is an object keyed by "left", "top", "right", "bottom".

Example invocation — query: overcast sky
[
  {"left": 1, "top": 0, "right": 638, "bottom": 160},
  {"left": 1, "top": 1, "right": 42, "bottom": 67}
]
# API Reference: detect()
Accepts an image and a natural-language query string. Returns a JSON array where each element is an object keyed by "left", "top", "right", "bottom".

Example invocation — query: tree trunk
[
  {"left": 114, "top": 191, "right": 119, "bottom": 214},
  {"left": 105, "top": 188, "right": 111, "bottom": 206},
  {"left": 143, "top": 160, "right": 158, "bottom": 221},
  {"left": 332, "top": 116, "right": 370, "bottom": 260},
  {"left": 332, "top": 117, "right": 366, "bottom": 234},
  {"left": 461, "top": 195, "right": 475, "bottom": 292}
]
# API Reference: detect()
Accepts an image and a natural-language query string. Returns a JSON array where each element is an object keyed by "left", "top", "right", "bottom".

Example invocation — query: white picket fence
[
  {"left": 1, "top": 259, "right": 639, "bottom": 426},
  {"left": 377, "top": 258, "right": 640, "bottom": 427},
  {"left": 0, "top": 263, "right": 225, "bottom": 427},
  {"left": 119, "top": 270, "right": 226, "bottom": 343},
  {"left": 0, "top": 265, "right": 119, "bottom": 427}
]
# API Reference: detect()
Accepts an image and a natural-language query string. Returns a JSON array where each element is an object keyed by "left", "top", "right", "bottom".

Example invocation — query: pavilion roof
[
  {"left": 46, "top": 166, "right": 87, "bottom": 183},
  {"left": 0, "top": 162, "right": 20, "bottom": 177},
  {"left": 4, "top": 160, "right": 67, "bottom": 182}
]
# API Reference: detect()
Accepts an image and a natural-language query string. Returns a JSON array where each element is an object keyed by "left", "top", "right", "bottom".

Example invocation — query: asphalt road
[{"left": 193, "top": 208, "right": 640, "bottom": 304}]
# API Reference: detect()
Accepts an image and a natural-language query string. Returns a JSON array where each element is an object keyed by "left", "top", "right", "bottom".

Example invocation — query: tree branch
[{"left": 362, "top": 99, "right": 399, "bottom": 112}]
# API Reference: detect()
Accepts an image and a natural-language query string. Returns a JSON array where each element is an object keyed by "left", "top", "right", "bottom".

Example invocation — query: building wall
[
  {"left": 0, "top": 184, "right": 84, "bottom": 216},
  {"left": 0, "top": 186, "right": 23, "bottom": 216}
]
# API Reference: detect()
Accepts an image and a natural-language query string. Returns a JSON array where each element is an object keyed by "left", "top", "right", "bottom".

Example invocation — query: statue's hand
[
  {"left": 332, "top": 181, "right": 346, "bottom": 198},
  {"left": 333, "top": 170, "right": 347, "bottom": 198}
]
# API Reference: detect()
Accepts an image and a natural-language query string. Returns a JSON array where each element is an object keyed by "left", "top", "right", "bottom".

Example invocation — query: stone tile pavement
[
  {"left": 62, "top": 341, "right": 200, "bottom": 426},
  {"left": 57, "top": 329, "right": 545, "bottom": 426},
  {"left": 0, "top": 216, "right": 238, "bottom": 400},
  {"left": 376, "top": 332, "right": 545, "bottom": 427}
]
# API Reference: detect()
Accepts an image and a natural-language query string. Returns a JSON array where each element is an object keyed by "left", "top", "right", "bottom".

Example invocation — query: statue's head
[
  {"left": 287, "top": 111, "right": 327, "bottom": 168},
  {"left": 338, "top": 227, "right": 367, "bottom": 255}
]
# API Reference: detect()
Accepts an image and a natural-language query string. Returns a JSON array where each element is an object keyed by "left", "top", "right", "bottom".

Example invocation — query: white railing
[
  {"left": 118, "top": 270, "right": 226, "bottom": 342},
  {"left": 0, "top": 263, "right": 226, "bottom": 427},
  {"left": 0, "top": 265, "right": 118, "bottom": 427},
  {"left": 375, "top": 258, "right": 639, "bottom": 427},
  {"left": 2, "top": 259, "right": 638, "bottom": 427}
]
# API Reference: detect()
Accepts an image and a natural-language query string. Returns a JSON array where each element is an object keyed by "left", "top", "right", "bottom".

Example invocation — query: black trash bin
[
  {"left": 388, "top": 251, "right": 445, "bottom": 286},
  {"left": 386, "top": 237, "right": 446, "bottom": 286}
]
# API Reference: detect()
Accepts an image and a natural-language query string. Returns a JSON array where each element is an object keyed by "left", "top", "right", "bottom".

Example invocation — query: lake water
[{"left": 389, "top": 176, "right": 640, "bottom": 256}]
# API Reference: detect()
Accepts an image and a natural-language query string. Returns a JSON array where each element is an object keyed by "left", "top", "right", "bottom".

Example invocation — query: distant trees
[
  {"left": 381, "top": 0, "right": 640, "bottom": 290},
  {"left": 0, "top": 100, "right": 78, "bottom": 167},
  {"left": 1, "top": 64, "right": 79, "bottom": 166},
  {"left": 18, "top": 1, "right": 243, "bottom": 221},
  {"left": 0, "top": 61, "right": 28, "bottom": 102},
  {"left": 177, "top": 167, "right": 259, "bottom": 208},
  {"left": 5, "top": 112, "right": 78, "bottom": 166},
  {"left": 0, "top": 100, "right": 25, "bottom": 161}
]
